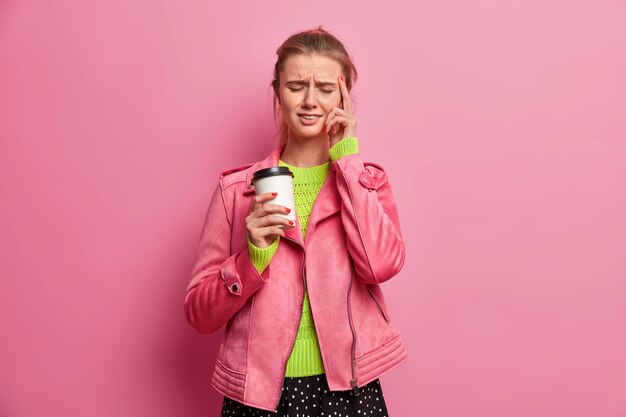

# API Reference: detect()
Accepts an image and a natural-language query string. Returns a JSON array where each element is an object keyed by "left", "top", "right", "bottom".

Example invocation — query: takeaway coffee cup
[{"left": 250, "top": 166, "right": 297, "bottom": 227}]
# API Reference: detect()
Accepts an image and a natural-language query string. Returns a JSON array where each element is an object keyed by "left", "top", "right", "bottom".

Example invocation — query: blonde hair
[{"left": 270, "top": 25, "right": 358, "bottom": 147}]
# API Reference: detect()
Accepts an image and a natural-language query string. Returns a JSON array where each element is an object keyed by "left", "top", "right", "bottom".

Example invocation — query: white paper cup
[{"left": 251, "top": 166, "right": 296, "bottom": 227}]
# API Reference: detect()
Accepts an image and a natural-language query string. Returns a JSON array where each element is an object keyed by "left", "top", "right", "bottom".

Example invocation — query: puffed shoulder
[{"left": 218, "top": 163, "right": 254, "bottom": 189}]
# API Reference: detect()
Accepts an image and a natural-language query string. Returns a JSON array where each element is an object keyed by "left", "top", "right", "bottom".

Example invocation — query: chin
[{"left": 289, "top": 125, "right": 322, "bottom": 139}]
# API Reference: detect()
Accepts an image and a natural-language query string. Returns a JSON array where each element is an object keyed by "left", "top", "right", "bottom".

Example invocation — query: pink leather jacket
[{"left": 184, "top": 142, "right": 408, "bottom": 412}]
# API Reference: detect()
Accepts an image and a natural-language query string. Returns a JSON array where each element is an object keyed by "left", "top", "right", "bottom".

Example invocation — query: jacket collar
[{"left": 243, "top": 142, "right": 341, "bottom": 245}]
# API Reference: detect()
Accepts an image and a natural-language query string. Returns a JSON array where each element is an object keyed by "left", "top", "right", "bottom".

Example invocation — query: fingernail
[
  {"left": 285, "top": 207, "right": 291, "bottom": 213},
  {"left": 289, "top": 220, "right": 294, "bottom": 225},
  {"left": 272, "top": 192, "right": 278, "bottom": 196}
]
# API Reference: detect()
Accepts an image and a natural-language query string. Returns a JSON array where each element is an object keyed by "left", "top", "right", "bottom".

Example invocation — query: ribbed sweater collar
[{"left": 278, "top": 159, "right": 331, "bottom": 185}]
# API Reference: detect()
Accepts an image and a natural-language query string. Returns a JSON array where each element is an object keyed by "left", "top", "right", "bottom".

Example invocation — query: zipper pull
[{"left": 351, "top": 379, "right": 360, "bottom": 396}]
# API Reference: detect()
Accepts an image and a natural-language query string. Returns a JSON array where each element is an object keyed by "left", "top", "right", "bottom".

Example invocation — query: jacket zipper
[
  {"left": 279, "top": 235, "right": 307, "bottom": 404},
  {"left": 283, "top": 234, "right": 359, "bottom": 397},
  {"left": 366, "top": 285, "right": 389, "bottom": 323},
  {"left": 347, "top": 268, "right": 360, "bottom": 396}
]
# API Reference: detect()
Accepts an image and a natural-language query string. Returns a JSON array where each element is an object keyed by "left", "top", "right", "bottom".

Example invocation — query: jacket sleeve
[
  {"left": 330, "top": 138, "right": 406, "bottom": 285},
  {"left": 184, "top": 181, "right": 270, "bottom": 334}
]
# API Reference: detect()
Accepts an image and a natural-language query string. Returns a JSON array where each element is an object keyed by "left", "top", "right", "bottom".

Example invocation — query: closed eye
[{"left": 288, "top": 87, "right": 333, "bottom": 93}]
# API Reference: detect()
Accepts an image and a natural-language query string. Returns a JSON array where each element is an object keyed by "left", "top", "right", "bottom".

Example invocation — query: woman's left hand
[{"left": 325, "top": 74, "right": 357, "bottom": 148}]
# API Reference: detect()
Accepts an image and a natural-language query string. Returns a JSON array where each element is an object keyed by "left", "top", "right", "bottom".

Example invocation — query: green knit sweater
[{"left": 247, "top": 137, "right": 359, "bottom": 377}]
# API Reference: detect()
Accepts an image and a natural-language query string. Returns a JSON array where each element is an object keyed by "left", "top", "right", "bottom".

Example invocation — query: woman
[{"left": 184, "top": 26, "right": 408, "bottom": 416}]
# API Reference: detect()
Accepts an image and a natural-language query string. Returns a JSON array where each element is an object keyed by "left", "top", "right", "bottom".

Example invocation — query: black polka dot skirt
[{"left": 220, "top": 373, "right": 390, "bottom": 417}]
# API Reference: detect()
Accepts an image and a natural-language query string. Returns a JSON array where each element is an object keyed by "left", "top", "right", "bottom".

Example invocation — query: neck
[{"left": 280, "top": 134, "right": 330, "bottom": 168}]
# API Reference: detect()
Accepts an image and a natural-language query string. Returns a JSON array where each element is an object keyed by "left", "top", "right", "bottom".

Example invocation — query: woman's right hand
[{"left": 246, "top": 192, "right": 295, "bottom": 248}]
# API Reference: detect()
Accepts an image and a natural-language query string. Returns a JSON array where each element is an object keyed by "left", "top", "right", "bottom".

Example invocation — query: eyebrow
[{"left": 285, "top": 80, "right": 337, "bottom": 87}]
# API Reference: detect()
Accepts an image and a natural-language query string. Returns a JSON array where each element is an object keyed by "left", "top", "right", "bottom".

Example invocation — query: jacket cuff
[
  {"left": 219, "top": 246, "right": 270, "bottom": 298},
  {"left": 247, "top": 235, "right": 280, "bottom": 274},
  {"left": 329, "top": 137, "right": 359, "bottom": 162}
]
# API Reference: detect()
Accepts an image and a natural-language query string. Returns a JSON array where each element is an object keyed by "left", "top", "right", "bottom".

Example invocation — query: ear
[{"left": 274, "top": 83, "right": 281, "bottom": 105}]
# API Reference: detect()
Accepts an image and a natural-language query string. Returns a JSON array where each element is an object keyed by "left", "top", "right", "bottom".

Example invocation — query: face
[{"left": 278, "top": 54, "right": 344, "bottom": 142}]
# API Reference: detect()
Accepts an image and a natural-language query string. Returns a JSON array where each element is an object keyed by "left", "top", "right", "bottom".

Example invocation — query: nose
[{"left": 302, "top": 83, "right": 318, "bottom": 108}]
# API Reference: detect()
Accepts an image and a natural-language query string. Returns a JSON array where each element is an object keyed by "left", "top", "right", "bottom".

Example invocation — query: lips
[{"left": 298, "top": 113, "right": 322, "bottom": 125}]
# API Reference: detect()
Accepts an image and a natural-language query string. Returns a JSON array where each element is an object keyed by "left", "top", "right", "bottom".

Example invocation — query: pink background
[{"left": 1, "top": 0, "right": 625, "bottom": 416}]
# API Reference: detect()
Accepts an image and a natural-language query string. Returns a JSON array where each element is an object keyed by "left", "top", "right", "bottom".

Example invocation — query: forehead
[{"left": 281, "top": 54, "right": 342, "bottom": 80}]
